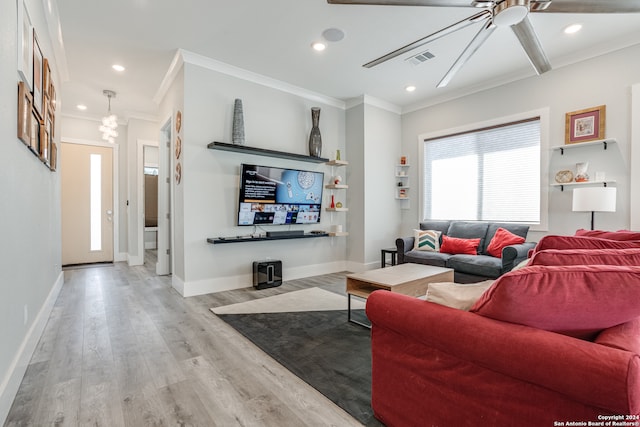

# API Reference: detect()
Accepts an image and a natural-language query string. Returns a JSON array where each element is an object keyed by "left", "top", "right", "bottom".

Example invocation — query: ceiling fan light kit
[{"left": 328, "top": 0, "right": 640, "bottom": 86}]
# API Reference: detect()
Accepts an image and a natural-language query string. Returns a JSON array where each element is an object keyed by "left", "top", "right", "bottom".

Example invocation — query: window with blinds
[{"left": 423, "top": 117, "right": 540, "bottom": 223}]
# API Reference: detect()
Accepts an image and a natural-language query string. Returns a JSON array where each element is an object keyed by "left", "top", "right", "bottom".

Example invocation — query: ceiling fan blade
[
  {"left": 511, "top": 15, "right": 552, "bottom": 75},
  {"left": 531, "top": 0, "right": 640, "bottom": 13},
  {"left": 363, "top": 10, "right": 491, "bottom": 68},
  {"left": 437, "top": 19, "right": 495, "bottom": 88},
  {"left": 327, "top": 0, "right": 472, "bottom": 6}
]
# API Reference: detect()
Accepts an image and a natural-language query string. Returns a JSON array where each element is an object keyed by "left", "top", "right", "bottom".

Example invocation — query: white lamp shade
[{"left": 572, "top": 187, "right": 617, "bottom": 212}]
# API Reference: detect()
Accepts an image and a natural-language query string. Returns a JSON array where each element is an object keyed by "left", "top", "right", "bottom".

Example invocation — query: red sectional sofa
[{"left": 368, "top": 231, "right": 640, "bottom": 426}]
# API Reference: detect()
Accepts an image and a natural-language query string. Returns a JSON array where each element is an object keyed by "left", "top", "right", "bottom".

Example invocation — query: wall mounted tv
[{"left": 237, "top": 163, "right": 324, "bottom": 226}]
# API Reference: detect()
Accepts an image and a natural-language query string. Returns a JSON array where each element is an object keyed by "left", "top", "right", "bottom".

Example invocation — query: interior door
[{"left": 61, "top": 142, "right": 114, "bottom": 265}]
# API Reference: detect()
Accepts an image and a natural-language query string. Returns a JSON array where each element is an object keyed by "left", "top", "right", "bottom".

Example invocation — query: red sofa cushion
[
  {"left": 470, "top": 265, "right": 640, "bottom": 340},
  {"left": 531, "top": 235, "right": 640, "bottom": 256},
  {"left": 575, "top": 228, "right": 640, "bottom": 241},
  {"left": 485, "top": 227, "right": 525, "bottom": 258},
  {"left": 530, "top": 248, "right": 640, "bottom": 267},
  {"left": 440, "top": 235, "right": 480, "bottom": 255}
]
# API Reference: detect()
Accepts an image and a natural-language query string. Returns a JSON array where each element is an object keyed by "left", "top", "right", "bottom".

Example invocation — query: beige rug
[{"left": 210, "top": 287, "right": 365, "bottom": 315}]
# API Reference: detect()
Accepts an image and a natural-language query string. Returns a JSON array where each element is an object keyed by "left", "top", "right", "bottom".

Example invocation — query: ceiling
[{"left": 53, "top": 0, "right": 640, "bottom": 122}]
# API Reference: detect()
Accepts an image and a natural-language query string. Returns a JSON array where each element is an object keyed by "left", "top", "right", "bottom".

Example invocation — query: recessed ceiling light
[
  {"left": 564, "top": 24, "right": 582, "bottom": 34},
  {"left": 312, "top": 42, "right": 326, "bottom": 52},
  {"left": 77, "top": 104, "right": 87, "bottom": 110},
  {"left": 112, "top": 64, "right": 125, "bottom": 72},
  {"left": 405, "top": 85, "right": 417, "bottom": 92}
]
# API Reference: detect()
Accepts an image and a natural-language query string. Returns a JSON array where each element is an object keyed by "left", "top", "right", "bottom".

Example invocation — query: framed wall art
[
  {"left": 17, "top": 81, "right": 32, "bottom": 145},
  {"left": 565, "top": 105, "right": 606, "bottom": 145},
  {"left": 39, "top": 119, "right": 49, "bottom": 163},
  {"left": 32, "top": 30, "right": 43, "bottom": 118},
  {"left": 17, "top": 0, "right": 33, "bottom": 90},
  {"left": 50, "top": 142, "right": 57, "bottom": 171},
  {"left": 30, "top": 110, "right": 40, "bottom": 155}
]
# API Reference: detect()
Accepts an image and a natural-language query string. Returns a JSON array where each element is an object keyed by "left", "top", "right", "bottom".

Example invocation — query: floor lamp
[{"left": 572, "top": 187, "right": 617, "bottom": 230}]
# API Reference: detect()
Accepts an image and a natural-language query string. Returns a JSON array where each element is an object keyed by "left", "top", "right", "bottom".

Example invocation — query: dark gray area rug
[{"left": 217, "top": 309, "right": 384, "bottom": 426}]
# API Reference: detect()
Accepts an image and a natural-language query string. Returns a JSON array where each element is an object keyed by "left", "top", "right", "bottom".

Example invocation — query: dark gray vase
[
  {"left": 308, "top": 107, "right": 322, "bottom": 157},
  {"left": 232, "top": 98, "right": 245, "bottom": 145}
]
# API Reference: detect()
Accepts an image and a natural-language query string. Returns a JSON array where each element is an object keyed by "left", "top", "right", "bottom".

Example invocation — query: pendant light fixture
[{"left": 99, "top": 90, "right": 118, "bottom": 143}]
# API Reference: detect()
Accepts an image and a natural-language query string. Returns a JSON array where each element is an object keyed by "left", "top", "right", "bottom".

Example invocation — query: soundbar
[{"left": 266, "top": 230, "right": 305, "bottom": 237}]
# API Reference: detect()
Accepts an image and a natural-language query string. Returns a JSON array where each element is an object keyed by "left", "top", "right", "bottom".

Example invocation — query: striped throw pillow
[{"left": 414, "top": 229, "right": 441, "bottom": 252}]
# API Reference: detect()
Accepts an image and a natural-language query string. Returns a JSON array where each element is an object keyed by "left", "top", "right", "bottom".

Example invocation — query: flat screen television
[{"left": 237, "top": 163, "right": 324, "bottom": 226}]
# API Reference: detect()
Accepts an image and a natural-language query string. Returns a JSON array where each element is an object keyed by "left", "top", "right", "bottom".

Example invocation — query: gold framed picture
[
  {"left": 565, "top": 105, "right": 606, "bottom": 145},
  {"left": 17, "top": 81, "right": 32, "bottom": 145}
]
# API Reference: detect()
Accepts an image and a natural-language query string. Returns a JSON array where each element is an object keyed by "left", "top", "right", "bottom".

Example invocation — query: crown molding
[{"left": 154, "top": 49, "right": 346, "bottom": 109}]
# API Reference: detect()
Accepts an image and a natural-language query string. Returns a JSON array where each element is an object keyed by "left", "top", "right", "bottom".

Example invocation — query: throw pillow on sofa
[
  {"left": 530, "top": 248, "right": 640, "bottom": 267},
  {"left": 413, "top": 229, "right": 441, "bottom": 252},
  {"left": 426, "top": 280, "right": 495, "bottom": 311},
  {"left": 485, "top": 227, "right": 526, "bottom": 258},
  {"left": 439, "top": 235, "right": 481, "bottom": 255},
  {"left": 575, "top": 228, "right": 640, "bottom": 241},
  {"left": 469, "top": 265, "right": 640, "bottom": 340},
  {"left": 530, "top": 235, "right": 640, "bottom": 256}
]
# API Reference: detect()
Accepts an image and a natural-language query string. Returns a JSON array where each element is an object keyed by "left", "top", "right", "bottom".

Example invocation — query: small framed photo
[
  {"left": 30, "top": 110, "right": 40, "bottom": 155},
  {"left": 50, "top": 142, "right": 57, "bottom": 171},
  {"left": 17, "top": 0, "right": 33, "bottom": 90},
  {"left": 43, "top": 58, "right": 51, "bottom": 102},
  {"left": 17, "top": 81, "right": 33, "bottom": 146},
  {"left": 565, "top": 105, "right": 606, "bottom": 145},
  {"left": 45, "top": 100, "right": 55, "bottom": 139},
  {"left": 49, "top": 82, "right": 56, "bottom": 111},
  {"left": 39, "top": 120, "right": 49, "bottom": 163},
  {"left": 32, "top": 30, "right": 44, "bottom": 118}
]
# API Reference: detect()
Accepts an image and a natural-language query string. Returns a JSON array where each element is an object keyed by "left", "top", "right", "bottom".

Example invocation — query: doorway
[{"left": 61, "top": 142, "right": 114, "bottom": 266}]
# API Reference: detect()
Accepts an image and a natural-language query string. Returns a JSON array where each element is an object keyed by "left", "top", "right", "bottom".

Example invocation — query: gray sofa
[{"left": 396, "top": 220, "right": 536, "bottom": 283}]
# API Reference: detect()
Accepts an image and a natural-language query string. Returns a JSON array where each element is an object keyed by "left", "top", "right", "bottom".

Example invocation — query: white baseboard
[
  {"left": 0, "top": 271, "right": 64, "bottom": 425},
  {"left": 176, "top": 261, "right": 349, "bottom": 297}
]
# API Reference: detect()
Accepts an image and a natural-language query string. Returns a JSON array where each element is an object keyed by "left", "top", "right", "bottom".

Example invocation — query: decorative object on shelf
[
  {"left": 595, "top": 171, "right": 605, "bottom": 182},
  {"left": 232, "top": 98, "right": 245, "bottom": 145},
  {"left": 565, "top": 105, "right": 605, "bottom": 145},
  {"left": 399, "top": 189, "right": 407, "bottom": 198},
  {"left": 308, "top": 107, "right": 322, "bottom": 157},
  {"left": 175, "top": 110, "right": 182, "bottom": 133},
  {"left": 330, "top": 194, "right": 336, "bottom": 209},
  {"left": 175, "top": 162, "right": 182, "bottom": 184},
  {"left": 333, "top": 175, "right": 342, "bottom": 185},
  {"left": 554, "top": 170, "right": 574, "bottom": 184},
  {"left": 175, "top": 136, "right": 182, "bottom": 159},
  {"left": 336, "top": 201, "right": 343, "bottom": 208},
  {"left": 400, "top": 156, "right": 407, "bottom": 165},
  {"left": 572, "top": 187, "right": 616, "bottom": 230},
  {"left": 397, "top": 181, "right": 404, "bottom": 187},
  {"left": 99, "top": 90, "right": 118, "bottom": 143},
  {"left": 331, "top": 224, "right": 343, "bottom": 233},
  {"left": 575, "top": 162, "right": 589, "bottom": 182},
  {"left": 336, "top": 149, "right": 341, "bottom": 160}
]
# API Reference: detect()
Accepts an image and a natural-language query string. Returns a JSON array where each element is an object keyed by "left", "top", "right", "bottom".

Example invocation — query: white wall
[
  {"left": 401, "top": 43, "right": 640, "bottom": 240},
  {"left": 166, "top": 57, "right": 349, "bottom": 296},
  {"left": 345, "top": 100, "right": 403, "bottom": 269},
  {"left": 0, "top": 0, "right": 63, "bottom": 422}
]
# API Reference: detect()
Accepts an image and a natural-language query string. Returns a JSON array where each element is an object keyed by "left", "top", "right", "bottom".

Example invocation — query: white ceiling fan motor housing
[{"left": 494, "top": 0, "right": 529, "bottom": 27}]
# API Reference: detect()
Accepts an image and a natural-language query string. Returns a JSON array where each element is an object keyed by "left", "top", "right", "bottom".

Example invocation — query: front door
[{"left": 61, "top": 142, "right": 114, "bottom": 265}]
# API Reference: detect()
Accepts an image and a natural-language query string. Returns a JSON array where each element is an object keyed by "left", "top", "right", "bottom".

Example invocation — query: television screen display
[{"left": 237, "top": 163, "right": 324, "bottom": 226}]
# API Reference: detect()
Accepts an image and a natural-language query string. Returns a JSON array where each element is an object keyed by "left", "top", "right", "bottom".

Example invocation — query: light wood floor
[{"left": 4, "top": 252, "right": 363, "bottom": 426}]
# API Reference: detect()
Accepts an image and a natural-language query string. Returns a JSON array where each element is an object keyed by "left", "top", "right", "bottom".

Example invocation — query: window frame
[{"left": 417, "top": 108, "right": 550, "bottom": 232}]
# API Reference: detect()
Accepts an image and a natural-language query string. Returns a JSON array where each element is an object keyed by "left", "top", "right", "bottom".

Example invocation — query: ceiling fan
[{"left": 327, "top": 0, "right": 640, "bottom": 87}]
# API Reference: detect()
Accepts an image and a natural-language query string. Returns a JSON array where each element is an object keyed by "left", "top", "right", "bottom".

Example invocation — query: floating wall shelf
[
  {"left": 208, "top": 141, "right": 329, "bottom": 163},
  {"left": 552, "top": 138, "right": 616, "bottom": 155},
  {"left": 207, "top": 233, "right": 328, "bottom": 244}
]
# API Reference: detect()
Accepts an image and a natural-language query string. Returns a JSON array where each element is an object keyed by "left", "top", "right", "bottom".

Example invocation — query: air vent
[{"left": 407, "top": 50, "right": 436, "bottom": 66}]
